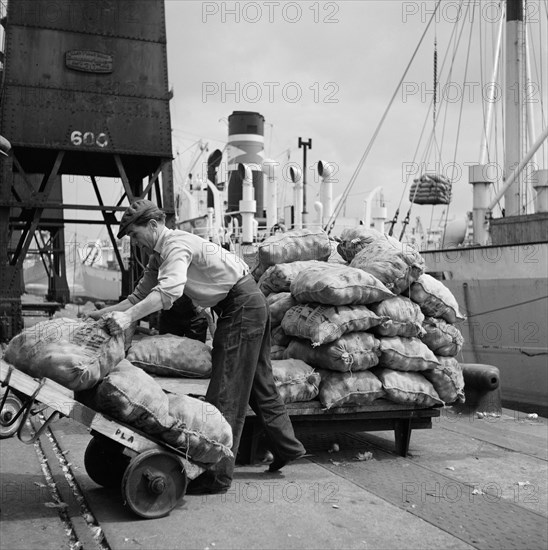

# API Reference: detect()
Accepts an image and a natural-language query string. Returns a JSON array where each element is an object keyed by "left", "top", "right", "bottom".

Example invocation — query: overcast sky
[{"left": 66, "top": 0, "right": 547, "bottom": 242}]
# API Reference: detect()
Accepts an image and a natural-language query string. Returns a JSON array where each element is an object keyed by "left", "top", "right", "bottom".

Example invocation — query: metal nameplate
[{"left": 65, "top": 50, "right": 113, "bottom": 74}]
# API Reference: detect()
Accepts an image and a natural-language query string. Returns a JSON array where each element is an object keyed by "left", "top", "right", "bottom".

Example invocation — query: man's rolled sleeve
[
  {"left": 155, "top": 242, "right": 192, "bottom": 309},
  {"left": 127, "top": 257, "right": 160, "bottom": 304}
]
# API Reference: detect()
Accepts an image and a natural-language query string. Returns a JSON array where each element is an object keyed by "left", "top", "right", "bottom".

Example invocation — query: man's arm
[{"left": 104, "top": 292, "right": 164, "bottom": 335}]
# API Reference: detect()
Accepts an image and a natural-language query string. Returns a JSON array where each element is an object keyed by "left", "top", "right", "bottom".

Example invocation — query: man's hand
[
  {"left": 104, "top": 311, "right": 132, "bottom": 335},
  {"left": 83, "top": 310, "right": 103, "bottom": 321}
]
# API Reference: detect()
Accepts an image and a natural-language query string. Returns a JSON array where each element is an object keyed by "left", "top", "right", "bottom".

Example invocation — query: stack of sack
[
  {"left": 257, "top": 227, "right": 466, "bottom": 409},
  {"left": 251, "top": 227, "right": 332, "bottom": 281},
  {"left": 4, "top": 318, "right": 233, "bottom": 467},
  {"left": 409, "top": 173, "right": 452, "bottom": 205}
]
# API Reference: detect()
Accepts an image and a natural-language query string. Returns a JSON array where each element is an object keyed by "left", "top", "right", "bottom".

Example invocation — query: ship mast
[{"left": 503, "top": 0, "right": 526, "bottom": 216}]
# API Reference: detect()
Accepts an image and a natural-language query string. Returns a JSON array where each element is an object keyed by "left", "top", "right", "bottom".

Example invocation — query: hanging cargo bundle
[{"left": 409, "top": 173, "right": 452, "bottom": 205}]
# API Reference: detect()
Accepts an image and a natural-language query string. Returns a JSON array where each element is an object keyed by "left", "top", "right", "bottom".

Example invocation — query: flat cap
[{"left": 117, "top": 199, "right": 163, "bottom": 239}]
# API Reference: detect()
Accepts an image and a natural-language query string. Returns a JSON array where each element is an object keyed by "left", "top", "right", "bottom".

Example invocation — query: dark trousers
[
  {"left": 205, "top": 274, "right": 305, "bottom": 486},
  {"left": 159, "top": 294, "right": 208, "bottom": 343}
]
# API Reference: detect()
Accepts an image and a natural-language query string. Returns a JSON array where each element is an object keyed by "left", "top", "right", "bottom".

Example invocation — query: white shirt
[{"left": 128, "top": 227, "right": 249, "bottom": 309}]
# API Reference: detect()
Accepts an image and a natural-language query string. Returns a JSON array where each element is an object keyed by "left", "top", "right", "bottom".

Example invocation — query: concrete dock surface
[{"left": 1, "top": 406, "right": 547, "bottom": 550}]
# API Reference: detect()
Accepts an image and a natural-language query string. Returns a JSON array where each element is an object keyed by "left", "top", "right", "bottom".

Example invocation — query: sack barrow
[{"left": 0, "top": 359, "right": 205, "bottom": 519}]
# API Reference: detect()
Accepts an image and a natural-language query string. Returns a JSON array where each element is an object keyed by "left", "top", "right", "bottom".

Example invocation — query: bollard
[{"left": 451, "top": 363, "right": 502, "bottom": 416}]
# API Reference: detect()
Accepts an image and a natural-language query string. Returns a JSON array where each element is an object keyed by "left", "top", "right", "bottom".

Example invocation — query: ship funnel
[
  {"left": 290, "top": 166, "right": 303, "bottom": 229},
  {"left": 317, "top": 161, "right": 335, "bottom": 225},
  {"left": 532, "top": 169, "right": 548, "bottom": 213},
  {"left": 238, "top": 163, "right": 256, "bottom": 244},
  {"left": 262, "top": 159, "right": 279, "bottom": 232}
]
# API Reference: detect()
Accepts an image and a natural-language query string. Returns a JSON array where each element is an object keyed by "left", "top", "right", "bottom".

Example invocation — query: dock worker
[{"left": 87, "top": 199, "right": 306, "bottom": 494}]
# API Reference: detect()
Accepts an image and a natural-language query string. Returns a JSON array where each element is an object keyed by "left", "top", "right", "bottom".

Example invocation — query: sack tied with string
[
  {"left": 79, "top": 359, "right": 233, "bottom": 465},
  {"left": 350, "top": 236, "right": 425, "bottom": 295},
  {"left": 421, "top": 317, "right": 464, "bottom": 357},
  {"left": 5, "top": 318, "right": 124, "bottom": 391},
  {"left": 422, "top": 356, "right": 465, "bottom": 404},
  {"left": 317, "top": 369, "right": 385, "bottom": 409},
  {"left": 267, "top": 292, "right": 298, "bottom": 327},
  {"left": 281, "top": 303, "right": 385, "bottom": 347},
  {"left": 126, "top": 334, "right": 212, "bottom": 378},
  {"left": 290, "top": 264, "right": 393, "bottom": 306},
  {"left": 251, "top": 229, "right": 332, "bottom": 280},
  {"left": 406, "top": 274, "right": 466, "bottom": 324},
  {"left": 378, "top": 336, "right": 440, "bottom": 371},
  {"left": 258, "top": 260, "right": 328, "bottom": 296},
  {"left": 283, "top": 332, "right": 381, "bottom": 372},
  {"left": 373, "top": 367, "right": 444, "bottom": 407},
  {"left": 369, "top": 296, "right": 425, "bottom": 338},
  {"left": 272, "top": 358, "right": 321, "bottom": 403}
]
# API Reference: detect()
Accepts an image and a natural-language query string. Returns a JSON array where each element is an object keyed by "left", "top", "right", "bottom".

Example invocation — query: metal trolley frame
[{"left": 0, "top": 360, "right": 205, "bottom": 519}]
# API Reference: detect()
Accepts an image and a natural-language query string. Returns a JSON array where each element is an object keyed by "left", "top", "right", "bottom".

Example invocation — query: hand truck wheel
[
  {"left": 84, "top": 435, "right": 131, "bottom": 488},
  {"left": 0, "top": 392, "right": 24, "bottom": 439},
  {"left": 121, "top": 449, "right": 187, "bottom": 519}
]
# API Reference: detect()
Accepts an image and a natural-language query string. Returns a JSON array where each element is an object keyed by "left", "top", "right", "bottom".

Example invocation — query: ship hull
[{"left": 422, "top": 242, "right": 548, "bottom": 414}]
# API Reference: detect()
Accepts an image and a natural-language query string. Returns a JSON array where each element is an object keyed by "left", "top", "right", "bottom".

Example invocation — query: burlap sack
[
  {"left": 166, "top": 393, "right": 234, "bottom": 464},
  {"left": 267, "top": 292, "right": 298, "bottom": 327},
  {"left": 271, "top": 325, "right": 291, "bottom": 347},
  {"left": 421, "top": 317, "right": 464, "bottom": 356},
  {"left": 378, "top": 337, "right": 440, "bottom": 371},
  {"left": 373, "top": 367, "right": 444, "bottom": 407},
  {"left": 423, "top": 357, "right": 465, "bottom": 404},
  {"left": 252, "top": 229, "right": 332, "bottom": 280},
  {"left": 317, "top": 369, "right": 385, "bottom": 409},
  {"left": 81, "top": 359, "right": 233, "bottom": 465},
  {"left": 336, "top": 226, "right": 384, "bottom": 262},
  {"left": 271, "top": 345, "right": 287, "bottom": 360},
  {"left": 290, "top": 264, "right": 393, "bottom": 306},
  {"left": 406, "top": 274, "right": 465, "bottom": 324},
  {"left": 283, "top": 332, "right": 381, "bottom": 372},
  {"left": 5, "top": 318, "right": 124, "bottom": 391},
  {"left": 369, "top": 296, "right": 425, "bottom": 338},
  {"left": 350, "top": 236, "right": 424, "bottom": 295},
  {"left": 272, "top": 358, "right": 320, "bottom": 403},
  {"left": 83, "top": 359, "right": 176, "bottom": 436},
  {"left": 126, "top": 334, "right": 212, "bottom": 378},
  {"left": 258, "top": 260, "right": 327, "bottom": 296},
  {"left": 281, "top": 304, "right": 385, "bottom": 346}
]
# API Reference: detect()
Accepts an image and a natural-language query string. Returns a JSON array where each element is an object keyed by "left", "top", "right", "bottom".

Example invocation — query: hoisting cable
[
  {"left": 390, "top": 0, "right": 465, "bottom": 237},
  {"left": 441, "top": 0, "right": 477, "bottom": 247},
  {"left": 400, "top": 28, "right": 440, "bottom": 241},
  {"left": 324, "top": 0, "right": 442, "bottom": 235},
  {"left": 399, "top": 0, "right": 471, "bottom": 241}
]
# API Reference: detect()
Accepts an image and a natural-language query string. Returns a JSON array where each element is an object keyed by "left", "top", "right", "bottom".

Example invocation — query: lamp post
[{"left": 298, "top": 137, "right": 312, "bottom": 227}]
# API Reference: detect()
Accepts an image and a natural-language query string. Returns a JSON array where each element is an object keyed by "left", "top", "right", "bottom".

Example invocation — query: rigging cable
[
  {"left": 391, "top": 1, "right": 466, "bottom": 236},
  {"left": 399, "top": 0, "right": 470, "bottom": 240},
  {"left": 324, "top": 0, "right": 443, "bottom": 236},
  {"left": 441, "top": 0, "right": 477, "bottom": 246}
]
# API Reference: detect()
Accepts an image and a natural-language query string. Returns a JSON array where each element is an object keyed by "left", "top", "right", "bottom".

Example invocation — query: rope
[
  {"left": 324, "top": 0, "right": 442, "bottom": 235},
  {"left": 442, "top": 0, "right": 476, "bottom": 246},
  {"left": 393, "top": 1, "right": 465, "bottom": 238}
]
